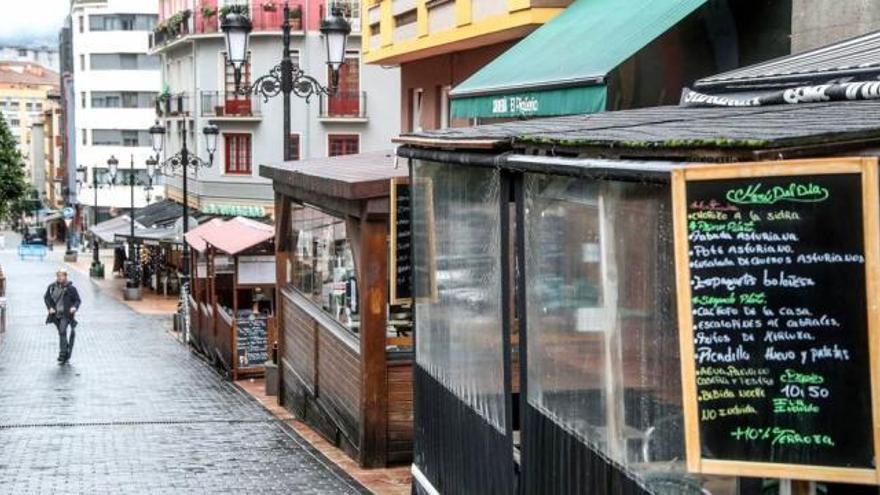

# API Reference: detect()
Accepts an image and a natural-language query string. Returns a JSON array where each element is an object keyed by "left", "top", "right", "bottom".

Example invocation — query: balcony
[
  {"left": 150, "top": 9, "right": 193, "bottom": 50},
  {"left": 155, "top": 93, "right": 193, "bottom": 118},
  {"left": 201, "top": 91, "right": 262, "bottom": 119},
  {"left": 319, "top": 91, "right": 367, "bottom": 121}
]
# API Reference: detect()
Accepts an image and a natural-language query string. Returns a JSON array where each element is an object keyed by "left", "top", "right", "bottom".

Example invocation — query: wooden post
[
  {"left": 358, "top": 212, "right": 389, "bottom": 468},
  {"left": 232, "top": 255, "right": 239, "bottom": 380},
  {"left": 274, "top": 193, "right": 291, "bottom": 402}
]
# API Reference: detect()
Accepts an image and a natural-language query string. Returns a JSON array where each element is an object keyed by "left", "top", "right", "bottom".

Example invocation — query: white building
[
  {"left": 0, "top": 45, "right": 60, "bottom": 72},
  {"left": 71, "top": 0, "right": 161, "bottom": 224},
  {"left": 151, "top": 0, "right": 400, "bottom": 215}
]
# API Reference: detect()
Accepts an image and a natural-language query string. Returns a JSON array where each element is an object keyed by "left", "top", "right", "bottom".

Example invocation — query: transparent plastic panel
[
  {"left": 412, "top": 160, "right": 506, "bottom": 432},
  {"left": 525, "top": 174, "right": 725, "bottom": 493},
  {"left": 290, "top": 206, "right": 359, "bottom": 333}
]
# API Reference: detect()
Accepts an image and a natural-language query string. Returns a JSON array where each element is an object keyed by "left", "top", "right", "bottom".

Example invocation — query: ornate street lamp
[
  {"left": 221, "top": 11, "right": 252, "bottom": 92},
  {"left": 150, "top": 121, "right": 219, "bottom": 342},
  {"left": 321, "top": 8, "right": 352, "bottom": 88},
  {"left": 108, "top": 154, "right": 157, "bottom": 300},
  {"left": 222, "top": 2, "right": 351, "bottom": 160},
  {"left": 76, "top": 165, "right": 110, "bottom": 278}
]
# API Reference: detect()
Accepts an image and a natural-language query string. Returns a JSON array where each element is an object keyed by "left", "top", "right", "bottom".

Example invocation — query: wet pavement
[{"left": 0, "top": 242, "right": 367, "bottom": 494}]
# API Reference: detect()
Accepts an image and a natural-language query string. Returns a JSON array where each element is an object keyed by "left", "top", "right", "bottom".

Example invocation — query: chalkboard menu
[
  {"left": 390, "top": 178, "right": 413, "bottom": 304},
  {"left": 236, "top": 312, "right": 268, "bottom": 368},
  {"left": 673, "top": 158, "right": 880, "bottom": 484}
]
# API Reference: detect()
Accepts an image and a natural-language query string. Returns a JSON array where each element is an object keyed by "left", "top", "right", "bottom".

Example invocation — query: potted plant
[
  {"left": 157, "top": 85, "right": 171, "bottom": 116},
  {"left": 263, "top": 1, "right": 278, "bottom": 12},
  {"left": 289, "top": 5, "right": 303, "bottom": 30},
  {"left": 201, "top": 4, "right": 217, "bottom": 18},
  {"left": 124, "top": 264, "right": 143, "bottom": 301},
  {"left": 220, "top": 4, "right": 250, "bottom": 19}
]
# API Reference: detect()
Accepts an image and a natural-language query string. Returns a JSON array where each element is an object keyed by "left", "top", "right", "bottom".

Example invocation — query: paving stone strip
[{"left": 0, "top": 245, "right": 368, "bottom": 494}]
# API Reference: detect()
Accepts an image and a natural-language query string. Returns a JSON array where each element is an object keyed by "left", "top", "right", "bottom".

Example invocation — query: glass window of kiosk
[
  {"left": 290, "top": 206, "right": 360, "bottom": 334},
  {"left": 412, "top": 160, "right": 507, "bottom": 432},
  {"left": 523, "top": 174, "right": 726, "bottom": 492}
]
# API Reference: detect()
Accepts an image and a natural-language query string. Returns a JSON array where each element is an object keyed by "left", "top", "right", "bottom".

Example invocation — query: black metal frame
[
  {"left": 233, "top": 2, "right": 338, "bottom": 161},
  {"left": 76, "top": 167, "right": 110, "bottom": 277},
  {"left": 155, "top": 123, "right": 213, "bottom": 340},
  {"left": 109, "top": 154, "right": 151, "bottom": 289}
]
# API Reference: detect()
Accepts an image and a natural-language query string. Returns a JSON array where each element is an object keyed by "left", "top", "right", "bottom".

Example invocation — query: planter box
[{"left": 123, "top": 287, "right": 143, "bottom": 301}]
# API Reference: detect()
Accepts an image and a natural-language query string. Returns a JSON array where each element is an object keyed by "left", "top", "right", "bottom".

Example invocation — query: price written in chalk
[{"left": 681, "top": 172, "right": 876, "bottom": 470}]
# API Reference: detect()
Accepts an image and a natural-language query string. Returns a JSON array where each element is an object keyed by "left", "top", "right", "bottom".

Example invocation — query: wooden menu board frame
[
  {"left": 672, "top": 157, "right": 880, "bottom": 485},
  {"left": 389, "top": 176, "right": 438, "bottom": 304},
  {"left": 390, "top": 177, "right": 412, "bottom": 305}
]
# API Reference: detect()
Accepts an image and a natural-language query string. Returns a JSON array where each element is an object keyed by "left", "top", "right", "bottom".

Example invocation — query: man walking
[{"left": 44, "top": 268, "right": 81, "bottom": 364}]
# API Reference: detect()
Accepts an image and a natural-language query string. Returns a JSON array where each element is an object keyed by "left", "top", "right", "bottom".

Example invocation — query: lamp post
[
  {"left": 222, "top": 2, "right": 351, "bottom": 160},
  {"left": 77, "top": 165, "right": 108, "bottom": 278},
  {"left": 108, "top": 154, "right": 156, "bottom": 300},
  {"left": 149, "top": 120, "right": 219, "bottom": 341}
]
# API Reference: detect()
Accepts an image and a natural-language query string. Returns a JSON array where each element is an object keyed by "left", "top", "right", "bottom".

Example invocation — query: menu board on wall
[
  {"left": 390, "top": 178, "right": 413, "bottom": 304},
  {"left": 214, "top": 255, "right": 234, "bottom": 274},
  {"left": 237, "top": 255, "right": 276, "bottom": 285},
  {"left": 236, "top": 313, "right": 268, "bottom": 368},
  {"left": 673, "top": 158, "right": 880, "bottom": 484}
]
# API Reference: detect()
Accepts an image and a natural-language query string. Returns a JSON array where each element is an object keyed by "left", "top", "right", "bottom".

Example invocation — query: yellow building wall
[
  {"left": 364, "top": 0, "right": 566, "bottom": 65},
  {"left": 0, "top": 83, "right": 60, "bottom": 200}
]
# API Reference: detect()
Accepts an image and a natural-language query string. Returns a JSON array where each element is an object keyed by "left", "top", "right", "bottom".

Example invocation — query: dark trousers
[{"left": 55, "top": 317, "right": 75, "bottom": 359}]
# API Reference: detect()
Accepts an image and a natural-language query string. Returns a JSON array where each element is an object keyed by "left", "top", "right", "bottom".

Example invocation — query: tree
[{"left": 0, "top": 113, "right": 27, "bottom": 222}]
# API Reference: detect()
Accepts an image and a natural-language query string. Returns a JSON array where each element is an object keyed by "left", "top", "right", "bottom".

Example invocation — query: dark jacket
[{"left": 44, "top": 281, "right": 81, "bottom": 326}]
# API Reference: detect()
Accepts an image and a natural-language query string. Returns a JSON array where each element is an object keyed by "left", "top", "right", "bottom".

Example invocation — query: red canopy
[
  {"left": 183, "top": 218, "right": 226, "bottom": 253},
  {"left": 198, "top": 216, "right": 274, "bottom": 255}
]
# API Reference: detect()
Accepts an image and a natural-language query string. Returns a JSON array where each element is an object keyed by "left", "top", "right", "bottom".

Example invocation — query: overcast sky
[{"left": 0, "top": 0, "right": 69, "bottom": 45}]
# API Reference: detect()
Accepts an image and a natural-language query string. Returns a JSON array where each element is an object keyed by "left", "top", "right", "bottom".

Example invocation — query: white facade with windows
[
  {"left": 151, "top": 0, "right": 400, "bottom": 211},
  {"left": 0, "top": 46, "right": 59, "bottom": 72},
  {"left": 71, "top": 0, "right": 161, "bottom": 219}
]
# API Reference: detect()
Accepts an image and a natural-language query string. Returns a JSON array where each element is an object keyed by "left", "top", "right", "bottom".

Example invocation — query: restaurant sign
[
  {"left": 672, "top": 158, "right": 880, "bottom": 484},
  {"left": 202, "top": 204, "right": 267, "bottom": 218},
  {"left": 450, "top": 85, "right": 607, "bottom": 119}
]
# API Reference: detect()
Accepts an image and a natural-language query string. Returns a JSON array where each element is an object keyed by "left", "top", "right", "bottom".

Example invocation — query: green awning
[{"left": 450, "top": 0, "right": 708, "bottom": 119}]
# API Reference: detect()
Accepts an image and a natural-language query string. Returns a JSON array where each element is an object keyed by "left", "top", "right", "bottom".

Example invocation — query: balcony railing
[
  {"left": 150, "top": 9, "right": 193, "bottom": 49},
  {"left": 319, "top": 91, "right": 367, "bottom": 119},
  {"left": 152, "top": 1, "right": 322, "bottom": 49},
  {"left": 201, "top": 91, "right": 262, "bottom": 118},
  {"left": 155, "top": 93, "right": 193, "bottom": 118}
]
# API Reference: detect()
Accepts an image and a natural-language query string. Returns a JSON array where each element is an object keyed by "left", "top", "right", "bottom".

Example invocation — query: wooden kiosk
[
  {"left": 259, "top": 151, "right": 414, "bottom": 468},
  {"left": 185, "top": 219, "right": 225, "bottom": 359},
  {"left": 185, "top": 217, "right": 277, "bottom": 379}
]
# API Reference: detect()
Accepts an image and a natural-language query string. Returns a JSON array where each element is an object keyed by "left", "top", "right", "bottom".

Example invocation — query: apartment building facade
[
  {"left": 0, "top": 62, "right": 60, "bottom": 197},
  {"left": 71, "top": 0, "right": 161, "bottom": 224},
  {"left": 0, "top": 45, "right": 60, "bottom": 72},
  {"left": 363, "top": 0, "right": 570, "bottom": 133},
  {"left": 42, "top": 104, "right": 65, "bottom": 210},
  {"left": 150, "top": 0, "right": 400, "bottom": 214}
]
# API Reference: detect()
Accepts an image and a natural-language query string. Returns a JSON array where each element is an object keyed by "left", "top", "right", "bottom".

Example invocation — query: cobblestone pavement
[{"left": 0, "top": 245, "right": 367, "bottom": 494}]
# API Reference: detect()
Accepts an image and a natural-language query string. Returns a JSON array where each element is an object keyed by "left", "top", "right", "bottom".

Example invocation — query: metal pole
[
  {"left": 92, "top": 172, "right": 99, "bottom": 266},
  {"left": 181, "top": 125, "right": 190, "bottom": 344},
  {"left": 181, "top": 128, "right": 189, "bottom": 274},
  {"left": 129, "top": 154, "right": 136, "bottom": 286},
  {"left": 281, "top": 1, "right": 292, "bottom": 161}
]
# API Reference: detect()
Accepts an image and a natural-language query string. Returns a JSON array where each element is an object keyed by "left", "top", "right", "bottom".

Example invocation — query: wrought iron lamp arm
[
  {"left": 156, "top": 150, "right": 213, "bottom": 172},
  {"left": 236, "top": 62, "right": 337, "bottom": 103}
]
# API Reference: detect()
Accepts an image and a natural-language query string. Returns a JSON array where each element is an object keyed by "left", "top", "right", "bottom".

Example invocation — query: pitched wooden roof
[{"left": 259, "top": 150, "right": 406, "bottom": 200}]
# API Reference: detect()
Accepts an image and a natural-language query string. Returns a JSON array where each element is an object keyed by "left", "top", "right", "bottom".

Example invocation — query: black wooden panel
[
  {"left": 521, "top": 402, "right": 648, "bottom": 495},
  {"left": 413, "top": 366, "right": 514, "bottom": 494}
]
